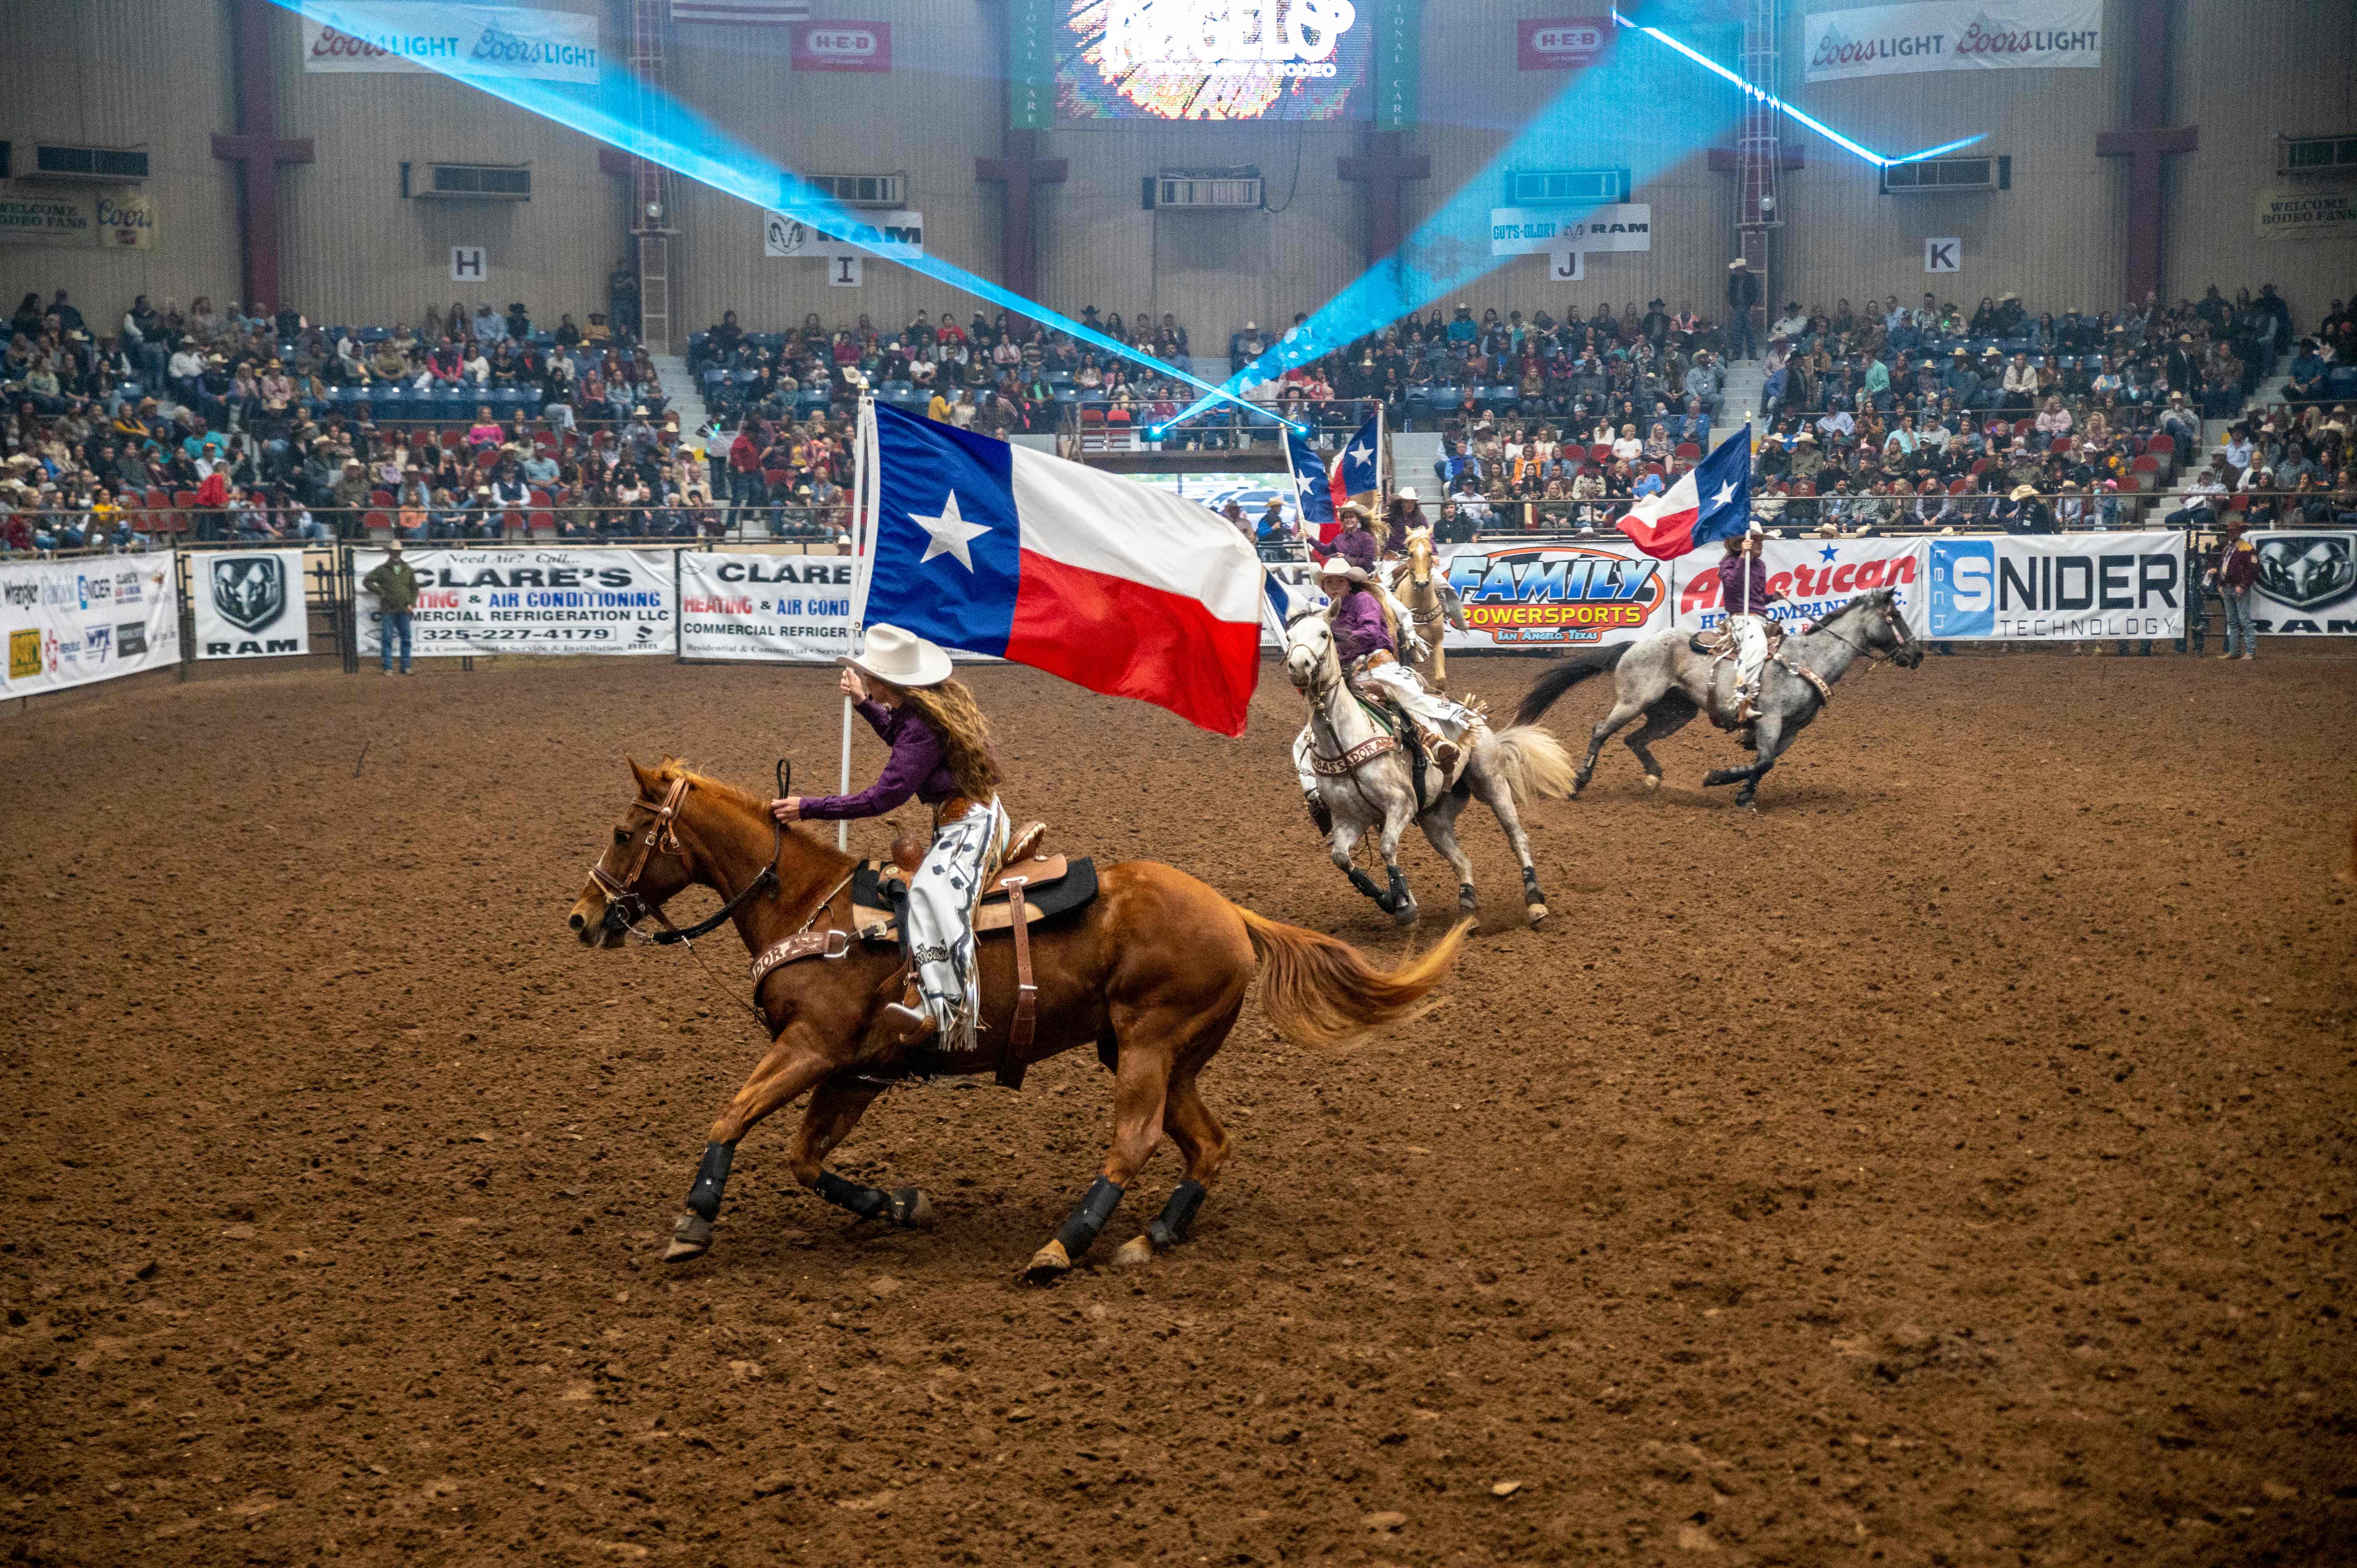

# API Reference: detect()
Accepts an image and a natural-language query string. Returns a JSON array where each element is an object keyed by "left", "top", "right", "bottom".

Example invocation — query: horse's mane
[
  {"left": 1807, "top": 587, "right": 1892, "bottom": 629},
  {"left": 649, "top": 757, "right": 765, "bottom": 814}
]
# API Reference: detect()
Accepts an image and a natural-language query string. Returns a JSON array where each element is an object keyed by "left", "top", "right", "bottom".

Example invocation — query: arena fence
[{"left": 7, "top": 528, "right": 2353, "bottom": 704}]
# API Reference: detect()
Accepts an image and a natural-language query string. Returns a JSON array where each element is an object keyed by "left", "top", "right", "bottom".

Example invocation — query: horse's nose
[{"left": 568, "top": 910, "right": 587, "bottom": 931}]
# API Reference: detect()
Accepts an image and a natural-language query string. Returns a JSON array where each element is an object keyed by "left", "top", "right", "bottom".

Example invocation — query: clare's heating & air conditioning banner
[
  {"left": 193, "top": 549, "right": 311, "bottom": 660},
  {"left": 678, "top": 553, "right": 858, "bottom": 662},
  {"left": 0, "top": 552, "right": 180, "bottom": 695},
  {"left": 354, "top": 549, "right": 675, "bottom": 657},
  {"left": 1804, "top": 0, "right": 2100, "bottom": 81}
]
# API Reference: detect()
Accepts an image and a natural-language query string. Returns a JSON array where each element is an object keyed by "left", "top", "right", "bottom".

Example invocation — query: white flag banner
[
  {"left": 1804, "top": 0, "right": 2101, "bottom": 81},
  {"left": 193, "top": 549, "right": 310, "bottom": 660},
  {"left": 355, "top": 548, "right": 675, "bottom": 657},
  {"left": 300, "top": 3, "right": 601, "bottom": 82},
  {"left": 2247, "top": 531, "right": 2357, "bottom": 636},
  {"left": 678, "top": 551, "right": 857, "bottom": 662},
  {"left": 0, "top": 551, "right": 180, "bottom": 695}
]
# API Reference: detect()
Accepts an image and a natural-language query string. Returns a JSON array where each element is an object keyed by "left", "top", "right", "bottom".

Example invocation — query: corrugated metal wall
[
  {"left": 6, "top": 0, "right": 2353, "bottom": 349},
  {"left": 2166, "top": 0, "right": 2357, "bottom": 329},
  {"left": 0, "top": 0, "right": 243, "bottom": 322},
  {"left": 272, "top": 0, "right": 624, "bottom": 330}
]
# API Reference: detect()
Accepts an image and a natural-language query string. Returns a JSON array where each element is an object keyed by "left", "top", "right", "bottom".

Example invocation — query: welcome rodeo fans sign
[
  {"left": 354, "top": 548, "right": 675, "bottom": 657},
  {"left": 0, "top": 551, "right": 180, "bottom": 695}
]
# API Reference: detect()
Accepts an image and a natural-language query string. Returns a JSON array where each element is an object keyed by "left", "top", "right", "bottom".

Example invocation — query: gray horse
[{"left": 1511, "top": 587, "right": 1924, "bottom": 810}]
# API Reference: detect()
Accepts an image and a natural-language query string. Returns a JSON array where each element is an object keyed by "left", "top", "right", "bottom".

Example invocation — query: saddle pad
[{"left": 850, "top": 857, "right": 1099, "bottom": 941}]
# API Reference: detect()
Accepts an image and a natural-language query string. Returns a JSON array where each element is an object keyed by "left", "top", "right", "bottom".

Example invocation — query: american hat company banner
[
  {"left": 1804, "top": 0, "right": 2101, "bottom": 81},
  {"left": 1673, "top": 536, "right": 1931, "bottom": 633},
  {"left": 354, "top": 549, "right": 674, "bottom": 657},
  {"left": 0, "top": 551, "right": 180, "bottom": 695},
  {"left": 193, "top": 549, "right": 311, "bottom": 660}
]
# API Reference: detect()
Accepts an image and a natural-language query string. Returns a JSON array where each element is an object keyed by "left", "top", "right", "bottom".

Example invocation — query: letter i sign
[{"left": 1924, "top": 238, "right": 1960, "bottom": 274}]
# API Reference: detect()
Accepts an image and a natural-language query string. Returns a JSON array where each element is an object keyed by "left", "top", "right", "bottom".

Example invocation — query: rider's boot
[
  {"left": 1418, "top": 724, "right": 1461, "bottom": 770},
  {"left": 882, "top": 975, "right": 938, "bottom": 1045},
  {"left": 1303, "top": 790, "right": 1333, "bottom": 837}
]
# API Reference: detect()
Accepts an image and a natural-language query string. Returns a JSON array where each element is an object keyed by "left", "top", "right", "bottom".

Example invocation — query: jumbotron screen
[{"left": 1057, "top": 0, "right": 1372, "bottom": 122}]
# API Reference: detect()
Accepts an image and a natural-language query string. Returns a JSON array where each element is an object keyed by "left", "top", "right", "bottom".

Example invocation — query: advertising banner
[
  {"left": 763, "top": 210, "right": 923, "bottom": 260},
  {"left": 790, "top": 21, "right": 890, "bottom": 71},
  {"left": 678, "top": 552, "right": 857, "bottom": 662},
  {"left": 193, "top": 549, "right": 311, "bottom": 660},
  {"left": 1673, "top": 536, "right": 1930, "bottom": 633},
  {"left": 1436, "top": 540, "right": 1678, "bottom": 650},
  {"left": 2247, "top": 531, "right": 2357, "bottom": 635},
  {"left": 1803, "top": 0, "right": 2100, "bottom": 81},
  {"left": 1058, "top": 0, "right": 1374, "bottom": 122},
  {"left": 1923, "top": 530, "right": 2184, "bottom": 641},
  {"left": 299, "top": 4, "right": 601, "bottom": 82},
  {"left": 1518, "top": 16, "right": 1611, "bottom": 70},
  {"left": 1491, "top": 204, "right": 1650, "bottom": 257},
  {"left": 2255, "top": 185, "right": 2357, "bottom": 244},
  {"left": 355, "top": 548, "right": 673, "bottom": 657},
  {"left": 0, "top": 552, "right": 179, "bottom": 696},
  {"left": 0, "top": 194, "right": 95, "bottom": 246}
]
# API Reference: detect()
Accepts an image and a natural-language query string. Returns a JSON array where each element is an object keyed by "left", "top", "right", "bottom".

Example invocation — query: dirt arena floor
[{"left": 3, "top": 643, "right": 2354, "bottom": 1568}]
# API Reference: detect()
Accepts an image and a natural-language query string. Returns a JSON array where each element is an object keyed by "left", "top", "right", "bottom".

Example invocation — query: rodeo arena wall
[{"left": 11, "top": 528, "right": 2353, "bottom": 707}]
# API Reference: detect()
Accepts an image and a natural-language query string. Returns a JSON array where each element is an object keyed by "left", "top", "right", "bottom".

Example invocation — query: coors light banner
[
  {"left": 1804, "top": 0, "right": 2101, "bottom": 82},
  {"left": 300, "top": 3, "right": 601, "bottom": 82}
]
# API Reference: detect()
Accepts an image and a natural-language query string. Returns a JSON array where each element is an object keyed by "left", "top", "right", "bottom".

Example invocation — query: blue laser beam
[
  {"left": 1154, "top": 15, "right": 1989, "bottom": 433},
  {"left": 271, "top": 0, "right": 1288, "bottom": 426}
]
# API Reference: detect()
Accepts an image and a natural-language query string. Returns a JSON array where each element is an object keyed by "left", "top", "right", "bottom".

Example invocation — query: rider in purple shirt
[
  {"left": 797, "top": 699, "right": 958, "bottom": 820},
  {"left": 1716, "top": 526, "right": 1793, "bottom": 723}
]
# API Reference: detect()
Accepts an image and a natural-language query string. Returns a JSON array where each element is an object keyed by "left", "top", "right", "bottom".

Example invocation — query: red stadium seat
[
  {"left": 2131, "top": 453, "right": 2158, "bottom": 472},
  {"left": 1674, "top": 442, "right": 1700, "bottom": 459},
  {"left": 369, "top": 489, "right": 395, "bottom": 507},
  {"left": 1947, "top": 478, "right": 1970, "bottom": 494},
  {"left": 1589, "top": 443, "right": 1612, "bottom": 462},
  {"left": 439, "top": 430, "right": 464, "bottom": 450},
  {"left": 2144, "top": 433, "right": 2174, "bottom": 456}
]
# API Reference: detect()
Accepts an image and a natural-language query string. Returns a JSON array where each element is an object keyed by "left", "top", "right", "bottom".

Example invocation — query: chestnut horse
[
  {"left": 567, "top": 758, "right": 1470, "bottom": 1282},
  {"left": 1384, "top": 526, "right": 1466, "bottom": 689}
]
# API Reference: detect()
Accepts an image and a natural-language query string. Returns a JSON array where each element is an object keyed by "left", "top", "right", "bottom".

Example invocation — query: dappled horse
[
  {"left": 1512, "top": 587, "right": 1925, "bottom": 810},
  {"left": 1286, "top": 613, "right": 1576, "bottom": 927},
  {"left": 568, "top": 759, "right": 1470, "bottom": 1281}
]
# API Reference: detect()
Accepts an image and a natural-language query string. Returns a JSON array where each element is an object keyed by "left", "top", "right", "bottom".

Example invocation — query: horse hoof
[
  {"left": 1643, "top": 774, "right": 1661, "bottom": 792},
  {"left": 1111, "top": 1235, "right": 1156, "bottom": 1269},
  {"left": 887, "top": 1188, "right": 936, "bottom": 1232},
  {"left": 663, "top": 1213, "right": 712, "bottom": 1263},
  {"left": 1570, "top": 778, "right": 1588, "bottom": 798},
  {"left": 1525, "top": 903, "right": 1548, "bottom": 926},
  {"left": 1021, "top": 1239, "right": 1073, "bottom": 1284},
  {"left": 1392, "top": 902, "right": 1419, "bottom": 928}
]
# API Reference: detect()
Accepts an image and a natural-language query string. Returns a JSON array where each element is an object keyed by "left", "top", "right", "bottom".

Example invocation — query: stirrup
[{"left": 1426, "top": 732, "right": 1461, "bottom": 770}]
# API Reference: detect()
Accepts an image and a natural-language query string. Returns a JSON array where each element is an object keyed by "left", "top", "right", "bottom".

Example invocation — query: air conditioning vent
[
  {"left": 802, "top": 173, "right": 908, "bottom": 208},
  {"left": 26, "top": 143, "right": 149, "bottom": 183},
  {"left": 1880, "top": 155, "right": 2010, "bottom": 195},
  {"left": 1143, "top": 170, "right": 1262, "bottom": 211},
  {"left": 406, "top": 162, "right": 532, "bottom": 201},
  {"left": 1504, "top": 167, "right": 1629, "bottom": 206},
  {"left": 2278, "top": 133, "right": 2357, "bottom": 177}
]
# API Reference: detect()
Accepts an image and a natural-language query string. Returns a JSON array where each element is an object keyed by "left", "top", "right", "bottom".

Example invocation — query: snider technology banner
[
  {"left": 1804, "top": 0, "right": 2100, "bottom": 81},
  {"left": 1924, "top": 530, "right": 2186, "bottom": 642},
  {"left": 355, "top": 548, "right": 673, "bottom": 657},
  {"left": 194, "top": 549, "right": 311, "bottom": 660},
  {"left": 0, "top": 551, "right": 180, "bottom": 695}
]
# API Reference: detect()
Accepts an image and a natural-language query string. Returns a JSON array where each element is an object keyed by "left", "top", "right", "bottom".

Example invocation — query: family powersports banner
[
  {"left": 1803, "top": 0, "right": 2101, "bottom": 82},
  {"left": 193, "top": 549, "right": 311, "bottom": 660},
  {"left": 354, "top": 549, "right": 674, "bottom": 657},
  {"left": 0, "top": 551, "right": 179, "bottom": 695}
]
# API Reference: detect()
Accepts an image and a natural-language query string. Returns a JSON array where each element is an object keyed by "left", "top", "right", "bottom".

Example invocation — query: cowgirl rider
[{"left": 770, "top": 624, "right": 1008, "bottom": 1051}]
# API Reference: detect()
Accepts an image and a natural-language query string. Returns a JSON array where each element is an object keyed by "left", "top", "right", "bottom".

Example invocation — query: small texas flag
[
  {"left": 1617, "top": 425, "right": 1753, "bottom": 560},
  {"left": 861, "top": 403, "right": 1266, "bottom": 736}
]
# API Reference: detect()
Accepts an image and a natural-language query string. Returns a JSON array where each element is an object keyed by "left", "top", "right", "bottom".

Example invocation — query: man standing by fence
[{"left": 363, "top": 540, "right": 419, "bottom": 677}]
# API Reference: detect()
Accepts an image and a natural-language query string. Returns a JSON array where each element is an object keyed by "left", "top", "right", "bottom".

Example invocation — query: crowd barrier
[{"left": 7, "top": 531, "right": 2355, "bottom": 701}]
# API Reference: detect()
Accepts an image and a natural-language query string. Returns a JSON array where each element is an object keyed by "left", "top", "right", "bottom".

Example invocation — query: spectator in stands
[
  {"left": 1725, "top": 260, "right": 1760, "bottom": 361},
  {"left": 2167, "top": 463, "right": 2228, "bottom": 532}
]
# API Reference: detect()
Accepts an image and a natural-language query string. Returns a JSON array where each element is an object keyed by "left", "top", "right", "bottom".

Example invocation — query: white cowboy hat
[
  {"left": 841, "top": 623, "right": 951, "bottom": 688},
  {"left": 1395, "top": 486, "right": 1419, "bottom": 501},
  {"left": 2009, "top": 484, "right": 2038, "bottom": 501},
  {"left": 1316, "top": 559, "right": 1370, "bottom": 584}
]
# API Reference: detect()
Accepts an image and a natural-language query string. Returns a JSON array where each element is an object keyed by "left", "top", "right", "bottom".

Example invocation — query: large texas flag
[
  {"left": 861, "top": 403, "right": 1265, "bottom": 735},
  {"left": 1617, "top": 425, "right": 1754, "bottom": 560}
]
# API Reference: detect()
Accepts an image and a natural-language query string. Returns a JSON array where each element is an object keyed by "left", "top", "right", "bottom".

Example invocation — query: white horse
[{"left": 1285, "top": 613, "right": 1576, "bottom": 927}]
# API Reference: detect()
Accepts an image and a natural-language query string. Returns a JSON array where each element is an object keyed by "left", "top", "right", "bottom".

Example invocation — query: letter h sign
[{"left": 451, "top": 246, "right": 489, "bottom": 282}]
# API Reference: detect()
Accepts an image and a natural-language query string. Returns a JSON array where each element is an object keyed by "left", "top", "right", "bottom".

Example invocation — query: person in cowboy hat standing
[
  {"left": 1300, "top": 554, "right": 1479, "bottom": 815},
  {"left": 1718, "top": 524, "right": 1797, "bottom": 725},
  {"left": 770, "top": 625, "right": 1009, "bottom": 1050}
]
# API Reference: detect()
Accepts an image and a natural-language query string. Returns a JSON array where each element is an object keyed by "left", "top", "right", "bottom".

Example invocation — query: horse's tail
[
  {"left": 1235, "top": 909, "right": 1470, "bottom": 1049},
  {"left": 1483, "top": 723, "right": 1580, "bottom": 806},
  {"left": 1513, "top": 643, "right": 1631, "bottom": 727}
]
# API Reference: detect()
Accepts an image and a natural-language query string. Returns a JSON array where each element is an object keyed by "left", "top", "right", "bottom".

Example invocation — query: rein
[{"left": 1804, "top": 600, "right": 1911, "bottom": 668}]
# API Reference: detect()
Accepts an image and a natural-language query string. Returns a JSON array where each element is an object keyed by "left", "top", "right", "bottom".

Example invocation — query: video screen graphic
[{"left": 1057, "top": 0, "right": 1371, "bottom": 122}]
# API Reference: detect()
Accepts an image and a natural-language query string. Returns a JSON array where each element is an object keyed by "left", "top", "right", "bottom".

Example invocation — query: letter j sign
[{"left": 1924, "top": 237, "right": 1961, "bottom": 273}]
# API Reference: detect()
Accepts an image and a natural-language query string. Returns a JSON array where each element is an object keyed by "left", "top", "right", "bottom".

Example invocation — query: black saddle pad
[{"left": 850, "top": 857, "right": 1099, "bottom": 936}]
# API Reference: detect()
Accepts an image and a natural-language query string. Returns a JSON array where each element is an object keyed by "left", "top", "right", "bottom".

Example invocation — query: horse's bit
[{"left": 1812, "top": 599, "right": 1913, "bottom": 666}]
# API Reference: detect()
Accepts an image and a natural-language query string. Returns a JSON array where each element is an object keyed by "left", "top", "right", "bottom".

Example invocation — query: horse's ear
[{"left": 628, "top": 755, "right": 660, "bottom": 795}]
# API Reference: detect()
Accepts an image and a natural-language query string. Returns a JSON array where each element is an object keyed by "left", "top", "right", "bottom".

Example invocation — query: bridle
[
  {"left": 1808, "top": 596, "right": 1914, "bottom": 666},
  {"left": 589, "top": 763, "right": 788, "bottom": 944}
]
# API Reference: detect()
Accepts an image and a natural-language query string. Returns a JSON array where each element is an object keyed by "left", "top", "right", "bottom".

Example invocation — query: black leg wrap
[
  {"left": 1144, "top": 1180, "right": 1209, "bottom": 1250},
  {"left": 1346, "top": 865, "right": 1389, "bottom": 906},
  {"left": 1385, "top": 866, "right": 1412, "bottom": 908},
  {"left": 1522, "top": 866, "right": 1545, "bottom": 904},
  {"left": 813, "top": 1171, "right": 890, "bottom": 1220},
  {"left": 1458, "top": 881, "right": 1477, "bottom": 906},
  {"left": 684, "top": 1142, "right": 735, "bottom": 1222},
  {"left": 1052, "top": 1176, "right": 1125, "bottom": 1259}
]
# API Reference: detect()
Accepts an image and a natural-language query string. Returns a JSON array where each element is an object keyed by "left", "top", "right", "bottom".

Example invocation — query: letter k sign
[{"left": 1924, "top": 238, "right": 1960, "bottom": 274}]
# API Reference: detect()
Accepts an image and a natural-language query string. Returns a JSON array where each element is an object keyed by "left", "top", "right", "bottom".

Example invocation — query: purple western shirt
[
  {"left": 1718, "top": 552, "right": 1774, "bottom": 617},
  {"left": 799, "top": 699, "right": 959, "bottom": 821},
  {"left": 1329, "top": 585, "right": 1394, "bottom": 665}
]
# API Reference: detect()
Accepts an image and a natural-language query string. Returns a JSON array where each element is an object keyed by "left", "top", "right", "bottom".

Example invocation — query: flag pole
[{"left": 838, "top": 395, "right": 878, "bottom": 851}]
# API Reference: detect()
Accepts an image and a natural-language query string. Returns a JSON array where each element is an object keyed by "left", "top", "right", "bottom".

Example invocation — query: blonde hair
[{"left": 878, "top": 676, "right": 999, "bottom": 801}]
